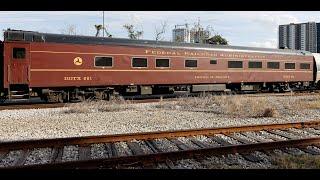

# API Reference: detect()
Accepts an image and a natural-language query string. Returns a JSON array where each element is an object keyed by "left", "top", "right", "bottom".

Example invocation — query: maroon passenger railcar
[{"left": 0, "top": 30, "right": 317, "bottom": 102}]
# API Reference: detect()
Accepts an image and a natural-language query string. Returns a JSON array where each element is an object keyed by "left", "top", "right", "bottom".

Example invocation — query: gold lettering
[
  {"left": 283, "top": 75, "right": 295, "bottom": 79},
  {"left": 64, "top": 76, "right": 82, "bottom": 81}
]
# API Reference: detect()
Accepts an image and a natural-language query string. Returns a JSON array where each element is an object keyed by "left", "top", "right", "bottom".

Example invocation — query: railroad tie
[
  {"left": 284, "top": 128, "right": 309, "bottom": 137},
  {"left": 165, "top": 159, "right": 175, "bottom": 169},
  {"left": 144, "top": 140, "right": 161, "bottom": 153},
  {"left": 280, "top": 147, "right": 302, "bottom": 155},
  {"left": 238, "top": 133, "right": 265, "bottom": 143},
  {"left": 110, "top": 143, "right": 119, "bottom": 158},
  {"left": 78, "top": 145, "right": 91, "bottom": 161},
  {"left": 300, "top": 147, "right": 320, "bottom": 155},
  {"left": 104, "top": 143, "right": 114, "bottom": 158},
  {"left": 305, "top": 128, "right": 320, "bottom": 135},
  {"left": 169, "top": 139, "right": 190, "bottom": 150},
  {"left": 0, "top": 151, "right": 8, "bottom": 161},
  {"left": 257, "top": 131, "right": 284, "bottom": 141},
  {"left": 14, "top": 149, "right": 31, "bottom": 167},
  {"left": 126, "top": 142, "right": 145, "bottom": 156},
  {"left": 266, "top": 130, "right": 296, "bottom": 140},
  {"left": 314, "top": 127, "right": 320, "bottom": 131},
  {"left": 226, "top": 134, "right": 256, "bottom": 144},
  {"left": 51, "top": 147, "right": 64, "bottom": 163},
  {"left": 226, "top": 134, "right": 264, "bottom": 163},
  {"left": 189, "top": 139, "right": 210, "bottom": 149},
  {"left": 241, "top": 153, "right": 264, "bottom": 163},
  {"left": 210, "top": 136, "right": 233, "bottom": 146}
]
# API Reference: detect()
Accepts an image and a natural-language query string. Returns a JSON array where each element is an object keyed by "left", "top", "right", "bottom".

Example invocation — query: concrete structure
[
  {"left": 190, "top": 27, "right": 210, "bottom": 43},
  {"left": 279, "top": 22, "right": 319, "bottom": 53},
  {"left": 172, "top": 24, "right": 190, "bottom": 43},
  {"left": 317, "top": 23, "right": 320, "bottom": 53},
  {"left": 279, "top": 25, "right": 288, "bottom": 49},
  {"left": 172, "top": 22, "right": 211, "bottom": 44}
]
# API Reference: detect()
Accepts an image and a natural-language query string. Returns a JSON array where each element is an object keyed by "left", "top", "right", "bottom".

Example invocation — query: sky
[{"left": 1, "top": 11, "right": 320, "bottom": 48}]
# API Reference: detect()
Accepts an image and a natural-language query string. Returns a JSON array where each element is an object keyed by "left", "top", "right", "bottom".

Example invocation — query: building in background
[
  {"left": 279, "top": 25, "right": 288, "bottom": 49},
  {"left": 190, "top": 27, "right": 210, "bottom": 43},
  {"left": 172, "top": 23, "right": 211, "bottom": 44},
  {"left": 279, "top": 22, "right": 319, "bottom": 53},
  {"left": 317, "top": 23, "right": 320, "bottom": 53},
  {"left": 172, "top": 24, "right": 190, "bottom": 43}
]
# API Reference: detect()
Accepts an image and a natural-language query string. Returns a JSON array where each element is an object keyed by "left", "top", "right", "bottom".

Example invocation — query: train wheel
[{"left": 44, "top": 93, "right": 64, "bottom": 103}]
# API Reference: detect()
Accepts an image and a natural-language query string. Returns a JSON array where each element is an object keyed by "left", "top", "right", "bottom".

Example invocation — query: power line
[{"left": 103, "top": 11, "right": 105, "bottom": 37}]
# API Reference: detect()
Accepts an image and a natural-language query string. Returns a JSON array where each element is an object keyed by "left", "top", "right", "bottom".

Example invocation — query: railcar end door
[{"left": 8, "top": 43, "right": 30, "bottom": 85}]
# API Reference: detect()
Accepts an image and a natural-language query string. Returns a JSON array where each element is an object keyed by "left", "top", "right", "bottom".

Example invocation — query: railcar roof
[{"left": 3, "top": 29, "right": 313, "bottom": 56}]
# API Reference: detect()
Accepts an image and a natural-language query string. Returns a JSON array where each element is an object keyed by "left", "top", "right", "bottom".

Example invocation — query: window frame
[
  {"left": 228, "top": 60, "right": 243, "bottom": 69},
  {"left": 248, "top": 61, "right": 263, "bottom": 69},
  {"left": 94, "top": 56, "right": 114, "bottom": 68},
  {"left": 267, "top": 61, "right": 280, "bottom": 69},
  {"left": 300, "top": 63, "right": 311, "bottom": 70},
  {"left": 155, "top": 58, "right": 171, "bottom": 69},
  {"left": 210, "top": 59, "right": 217, "bottom": 65},
  {"left": 131, "top": 57, "right": 148, "bottom": 68},
  {"left": 184, "top": 59, "right": 198, "bottom": 68},
  {"left": 284, "top": 62, "right": 296, "bottom": 70},
  {"left": 12, "top": 47, "right": 26, "bottom": 60}
]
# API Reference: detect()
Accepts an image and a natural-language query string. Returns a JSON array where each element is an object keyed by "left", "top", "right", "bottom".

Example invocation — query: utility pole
[{"left": 103, "top": 11, "right": 105, "bottom": 37}]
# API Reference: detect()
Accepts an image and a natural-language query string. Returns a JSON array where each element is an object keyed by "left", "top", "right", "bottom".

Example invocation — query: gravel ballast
[{"left": 0, "top": 95, "right": 320, "bottom": 142}]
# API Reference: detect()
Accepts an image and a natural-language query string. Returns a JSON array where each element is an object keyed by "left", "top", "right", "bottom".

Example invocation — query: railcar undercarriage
[{"left": 2, "top": 81, "right": 311, "bottom": 103}]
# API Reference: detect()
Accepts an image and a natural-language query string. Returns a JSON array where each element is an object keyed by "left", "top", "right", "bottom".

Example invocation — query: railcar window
[
  {"left": 156, "top": 58, "right": 170, "bottom": 68},
  {"left": 228, "top": 61, "right": 243, "bottom": 68},
  {"left": 285, "top": 63, "right": 295, "bottom": 69},
  {"left": 12, "top": 48, "right": 26, "bottom": 59},
  {"left": 300, "top": 63, "right": 310, "bottom": 69},
  {"left": 185, "top": 60, "right": 197, "bottom": 68},
  {"left": 210, "top": 59, "right": 217, "bottom": 64},
  {"left": 95, "top": 57, "right": 113, "bottom": 67},
  {"left": 132, "top": 58, "right": 148, "bottom": 68},
  {"left": 267, "top": 62, "right": 280, "bottom": 69},
  {"left": 248, "top": 61, "right": 262, "bottom": 68}
]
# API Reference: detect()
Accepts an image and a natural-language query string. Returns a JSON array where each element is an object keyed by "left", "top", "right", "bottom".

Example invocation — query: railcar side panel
[
  {"left": 26, "top": 42, "right": 314, "bottom": 88},
  {"left": 0, "top": 41, "right": 3, "bottom": 90}
]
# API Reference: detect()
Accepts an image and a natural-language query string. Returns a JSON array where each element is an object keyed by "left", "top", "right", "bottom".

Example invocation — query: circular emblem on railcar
[{"left": 74, "top": 57, "right": 83, "bottom": 66}]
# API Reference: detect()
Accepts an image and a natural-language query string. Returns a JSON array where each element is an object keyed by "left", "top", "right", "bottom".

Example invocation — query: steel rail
[
  {"left": 1, "top": 120, "right": 320, "bottom": 152},
  {"left": 7, "top": 136, "right": 320, "bottom": 169}
]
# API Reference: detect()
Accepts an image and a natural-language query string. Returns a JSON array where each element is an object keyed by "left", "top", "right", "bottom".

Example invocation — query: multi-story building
[
  {"left": 172, "top": 24, "right": 190, "bottom": 43},
  {"left": 279, "top": 25, "right": 288, "bottom": 49},
  {"left": 190, "top": 27, "right": 210, "bottom": 43},
  {"left": 317, "top": 23, "right": 320, "bottom": 53},
  {"left": 288, "top": 23, "right": 297, "bottom": 50},
  {"left": 279, "top": 22, "right": 319, "bottom": 53},
  {"left": 172, "top": 23, "right": 211, "bottom": 44}
]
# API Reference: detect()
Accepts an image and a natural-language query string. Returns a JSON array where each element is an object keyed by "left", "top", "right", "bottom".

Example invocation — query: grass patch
[
  {"left": 155, "top": 94, "right": 279, "bottom": 118},
  {"left": 63, "top": 99, "right": 133, "bottom": 114},
  {"left": 272, "top": 154, "right": 320, "bottom": 169},
  {"left": 286, "top": 94, "right": 320, "bottom": 110}
]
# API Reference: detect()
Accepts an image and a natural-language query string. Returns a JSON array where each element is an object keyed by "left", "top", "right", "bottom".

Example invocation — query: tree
[
  {"left": 206, "top": 34, "right": 228, "bottom": 45},
  {"left": 94, "top": 25, "right": 112, "bottom": 37},
  {"left": 60, "top": 24, "right": 77, "bottom": 35},
  {"left": 123, "top": 24, "right": 143, "bottom": 40},
  {"left": 155, "top": 21, "right": 167, "bottom": 41}
]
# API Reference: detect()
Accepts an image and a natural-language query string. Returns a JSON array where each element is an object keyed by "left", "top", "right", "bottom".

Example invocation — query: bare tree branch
[
  {"left": 95, "top": 24, "right": 112, "bottom": 37},
  {"left": 155, "top": 21, "right": 167, "bottom": 41},
  {"left": 60, "top": 24, "right": 77, "bottom": 35},
  {"left": 123, "top": 24, "right": 143, "bottom": 39}
]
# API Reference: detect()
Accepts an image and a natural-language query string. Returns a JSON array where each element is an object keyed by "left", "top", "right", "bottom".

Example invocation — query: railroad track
[
  {"left": 0, "top": 91, "right": 319, "bottom": 111},
  {"left": 1, "top": 120, "right": 320, "bottom": 169}
]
